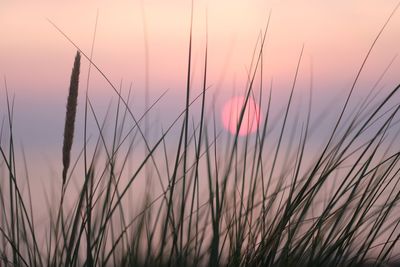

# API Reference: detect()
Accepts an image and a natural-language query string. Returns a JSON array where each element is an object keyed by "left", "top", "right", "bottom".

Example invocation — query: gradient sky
[
  {"left": 2, "top": 1, "right": 400, "bottom": 95},
  {"left": 1, "top": 1, "right": 400, "bottom": 190}
]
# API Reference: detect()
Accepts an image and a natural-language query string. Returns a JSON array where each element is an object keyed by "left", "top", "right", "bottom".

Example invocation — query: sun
[{"left": 221, "top": 95, "right": 262, "bottom": 136}]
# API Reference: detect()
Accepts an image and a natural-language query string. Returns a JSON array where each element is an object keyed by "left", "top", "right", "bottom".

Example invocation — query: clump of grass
[
  {"left": 1, "top": 5, "right": 400, "bottom": 267},
  {"left": 62, "top": 51, "right": 81, "bottom": 185}
]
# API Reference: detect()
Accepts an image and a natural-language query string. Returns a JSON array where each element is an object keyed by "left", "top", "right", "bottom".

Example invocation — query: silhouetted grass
[{"left": 1, "top": 4, "right": 400, "bottom": 267}]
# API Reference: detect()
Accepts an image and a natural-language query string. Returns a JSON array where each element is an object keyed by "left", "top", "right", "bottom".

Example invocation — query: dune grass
[{"left": 1, "top": 6, "right": 400, "bottom": 267}]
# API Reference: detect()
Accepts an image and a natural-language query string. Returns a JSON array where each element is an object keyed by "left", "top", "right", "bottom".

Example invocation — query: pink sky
[
  {"left": 0, "top": 1, "right": 400, "bottom": 232},
  {"left": 1, "top": 1, "right": 399, "bottom": 97},
  {"left": 0, "top": 1, "right": 400, "bottom": 174}
]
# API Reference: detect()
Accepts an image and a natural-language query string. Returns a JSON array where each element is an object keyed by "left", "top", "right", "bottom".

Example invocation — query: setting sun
[{"left": 221, "top": 95, "right": 262, "bottom": 136}]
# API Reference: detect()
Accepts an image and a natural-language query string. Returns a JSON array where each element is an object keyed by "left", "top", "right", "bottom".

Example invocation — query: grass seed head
[{"left": 62, "top": 51, "right": 81, "bottom": 185}]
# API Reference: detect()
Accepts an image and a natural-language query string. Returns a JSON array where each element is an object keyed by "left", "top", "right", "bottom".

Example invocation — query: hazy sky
[
  {"left": 2, "top": 1, "right": 400, "bottom": 96},
  {"left": 1, "top": 1, "right": 400, "bottom": 179}
]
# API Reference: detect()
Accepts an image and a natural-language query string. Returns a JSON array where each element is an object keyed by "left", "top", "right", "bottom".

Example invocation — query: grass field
[{"left": 1, "top": 5, "right": 400, "bottom": 267}]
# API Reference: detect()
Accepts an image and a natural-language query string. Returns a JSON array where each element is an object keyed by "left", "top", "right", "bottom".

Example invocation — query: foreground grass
[{"left": 1, "top": 9, "right": 400, "bottom": 267}]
